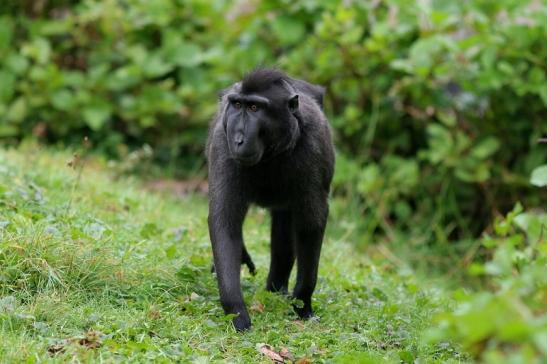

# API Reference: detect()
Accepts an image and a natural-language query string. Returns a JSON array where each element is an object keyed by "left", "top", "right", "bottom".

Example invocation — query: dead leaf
[
  {"left": 78, "top": 330, "right": 103, "bottom": 349},
  {"left": 32, "top": 122, "right": 47, "bottom": 138},
  {"left": 279, "top": 347, "right": 295, "bottom": 361},
  {"left": 47, "top": 343, "right": 65, "bottom": 355},
  {"left": 296, "top": 358, "right": 311, "bottom": 364},
  {"left": 293, "top": 320, "right": 305, "bottom": 329},
  {"left": 250, "top": 301, "right": 265, "bottom": 313},
  {"left": 257, "top": 343, "right": 284, "bottom": 363},
  {"left": 115, "top": 270, "right": 125, "bottom": 280},
  {"left": 47, "top": 330, "right": 104, "bottom": 356},
  {"left": 67, "top": 153, "right": 81, "bottom": 169},
  {"left": 148, "top": 306, "right": 161, "bottom": 320}
]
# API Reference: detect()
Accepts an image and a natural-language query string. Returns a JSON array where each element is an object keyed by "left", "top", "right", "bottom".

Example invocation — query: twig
[
  {"left": 65, "top": 153, "right": 85, "bottom": 215},
  {"left": 65, "top": 137, "right": 90, "bottom": 215}
]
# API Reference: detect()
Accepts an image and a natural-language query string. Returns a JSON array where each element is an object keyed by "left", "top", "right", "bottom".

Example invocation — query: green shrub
[
  {"left": 424, "top": 166, "right": 547, "bottom": 363},
  {"left": 0, "top": 0, "right": 545, "bottom": 244}
]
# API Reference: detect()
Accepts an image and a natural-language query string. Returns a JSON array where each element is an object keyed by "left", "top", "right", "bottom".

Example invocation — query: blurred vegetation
[
  {"left": 0, "top": 1, "right": 545, "bottom": 243},
  {"left": 425, "top": 192, "right": 547, "bottom": 361}
]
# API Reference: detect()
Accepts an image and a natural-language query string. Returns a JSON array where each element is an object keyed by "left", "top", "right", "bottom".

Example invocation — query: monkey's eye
[
  {"left": 234, "top": 102, "right": 242, "bottom": 109},
  {"left": 249, "top": 104, "right": 258, "bottom": 112}
]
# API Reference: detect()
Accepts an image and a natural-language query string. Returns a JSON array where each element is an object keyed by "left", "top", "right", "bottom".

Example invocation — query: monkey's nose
[{"left": 234, "top": 133, "right": 244, "bottom": 146}]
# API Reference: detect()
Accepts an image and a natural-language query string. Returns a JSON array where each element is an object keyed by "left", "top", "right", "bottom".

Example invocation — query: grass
[{"left": 0, "top": 144, "right": 464, "bottom": 363}]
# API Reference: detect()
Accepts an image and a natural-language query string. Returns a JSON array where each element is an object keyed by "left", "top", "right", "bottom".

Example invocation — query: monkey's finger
[{"left": 247, "top": 261, "right": 256, "bottom": 275}]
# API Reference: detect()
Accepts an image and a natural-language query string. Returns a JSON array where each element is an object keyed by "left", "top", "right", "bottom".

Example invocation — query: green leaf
[
  {"left": 372, "top": 287, "right": 388, "bottom": 302},
  {"left": 108, "top": 65, "right": 142, "bottom": 91},
  {"left": 436, "top": 109, "right": 457, "bottom": 127},
  {"left": 51, "top": 90, "right": 75, "bottom": 111},
  {"left": 398, "top": 350, "right": 416, "bottom": 363},
  {"left": 140, "top": 222, "right": 160, "bottom": 239},
  {"left": 471, "top": 137, "right": 499, "bottom": 159},
  {"left": 514, "top": 212, "right": 547, "bottom": 244},
  {"left": 271, "top": 16, "right": 305, "bottom": 45},
  {"left": 21, "top": 38, "right": 51, "bottom": 64},
  {"left": 530, "top": 165, "right": 547, "bottom": 187},
  {"left": 455, "top": 162, "right": 490, "bottom": 183},
  {"left": 0, "top": 123, "right": 18, "bottom": 137},
  {"left": 0, "top": 16, "right": 14, "bottom": 53},
  {"left": 425, "top": 124, "right": 453, "bottom": 163},
  {"left": 390, "top": 59, "right": 413, "bottom": 73},
  {"left": 167, "top": 42, "right": 203, "bottom": 67},
  {"left": 4, "top": 53, "right": 29, "bottom": 75},
  {"left": 165, "top": 244, "right": 177, "bottom": 259},
  {"left": 357, "top": 164, "right": 381, "bottom": 195},
  {"left": 142, "top": 53, "right": 173, "bottom": 77},
  {"left": 83, "top": 102, "right": 112, "bottom": 130},
  {"left": 7, "top": 98, "right": 27, "bottom": 123},
  {"left": 0, "top": 70, "right": 15, "bottom": 103}
]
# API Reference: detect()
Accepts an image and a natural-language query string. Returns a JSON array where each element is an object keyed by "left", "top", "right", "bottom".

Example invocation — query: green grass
[{"left": 0, "top": 145, "right": 463, "bottom": 363}]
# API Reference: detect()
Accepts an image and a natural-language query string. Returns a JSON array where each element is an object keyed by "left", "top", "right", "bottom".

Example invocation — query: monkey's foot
[
  {"left": 293, "top": 304, "right": 314, "bottom": 320},
  {"left": 232, "top": 313, "right": 252, "bottom": 332}
]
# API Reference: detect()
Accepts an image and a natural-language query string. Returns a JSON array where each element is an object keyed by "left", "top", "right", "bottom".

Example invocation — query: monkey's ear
[
  {"left": 288, "top": 94, "right": 299, "bottom": 113},
  {"left": 287, "top": 78, "right": 325, "bottom": 109}
]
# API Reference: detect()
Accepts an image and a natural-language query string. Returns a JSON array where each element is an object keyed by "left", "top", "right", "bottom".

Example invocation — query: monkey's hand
[
  {"left": 241, "top": 252, "right": 256, "bottom": 276},
  {"left": 210, "top": 257, "right": 256, "bottom": 276}
]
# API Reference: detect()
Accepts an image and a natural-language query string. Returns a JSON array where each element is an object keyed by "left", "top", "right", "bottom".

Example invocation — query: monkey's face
[{"left": 224, "top": 87, "right": 299, "bottom": 167}]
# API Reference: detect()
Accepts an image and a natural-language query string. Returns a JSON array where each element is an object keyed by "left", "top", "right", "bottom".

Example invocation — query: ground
[{"left": 0, "top": 145, "right": 464, "bottom": 363}]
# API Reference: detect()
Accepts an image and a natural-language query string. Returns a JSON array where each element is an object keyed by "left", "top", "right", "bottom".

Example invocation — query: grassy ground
[{"left": 0, "top": 145, "right": 464, "bottom": 363}]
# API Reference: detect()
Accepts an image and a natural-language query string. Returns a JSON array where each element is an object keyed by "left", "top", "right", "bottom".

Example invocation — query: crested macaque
[{"left": 206, "top": 68, "right": 334, "bottom": 331}]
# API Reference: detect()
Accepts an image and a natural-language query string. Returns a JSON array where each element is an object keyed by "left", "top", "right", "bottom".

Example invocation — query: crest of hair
[{"left": 241, "top": 68, "right": 288, "bottom": 94}]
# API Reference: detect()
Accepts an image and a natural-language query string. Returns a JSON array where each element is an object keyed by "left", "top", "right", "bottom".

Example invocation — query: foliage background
[{"left": 1, "top": 0, "right": 545, "bottom": 247}]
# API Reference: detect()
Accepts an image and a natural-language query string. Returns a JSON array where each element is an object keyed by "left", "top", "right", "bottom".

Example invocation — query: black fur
[
  {"left": 241, "top": 68, "right": 285, "bottom": 93},
  {"left": 206, "top": 68, "right": 334, "bottom": 331}
]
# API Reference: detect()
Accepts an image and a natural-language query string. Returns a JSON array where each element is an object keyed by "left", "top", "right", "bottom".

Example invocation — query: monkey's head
[{"left": 222, "top": 69, "right": 301, "bottom": 166}]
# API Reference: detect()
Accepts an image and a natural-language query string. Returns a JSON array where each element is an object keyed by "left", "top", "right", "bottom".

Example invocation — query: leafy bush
[
  {"left": 0, "top": 0, "right": 545, "bottom": 243},
  {"left": 424, "top": 166, "right": 547, "bottom": 363}
]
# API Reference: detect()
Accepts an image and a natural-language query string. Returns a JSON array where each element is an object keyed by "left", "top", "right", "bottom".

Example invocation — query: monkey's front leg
[
  {"left": 292, "top": 200, "right": 328, "bottom": 319},
  {"left": 208, "top": 202, "right": 251, "bottom": 331}
]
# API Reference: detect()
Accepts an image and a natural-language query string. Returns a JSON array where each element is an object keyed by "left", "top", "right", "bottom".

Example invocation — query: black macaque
[{"left": 206, "top": 68, "right": 335, "bottom": 331}]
